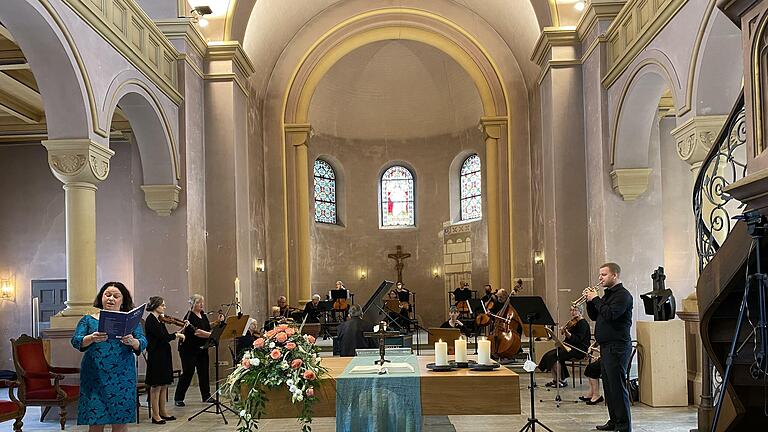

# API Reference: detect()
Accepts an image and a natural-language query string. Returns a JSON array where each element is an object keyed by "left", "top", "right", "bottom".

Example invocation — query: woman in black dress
[
  {"left": 174, "top": 294, "right": 217, "bottom": 406},
  {"left": 145, "top": 296, "right": 185, "bottom": 424},
  {"left": 539, "top": 304, "right": 591, "bottom": 387}
]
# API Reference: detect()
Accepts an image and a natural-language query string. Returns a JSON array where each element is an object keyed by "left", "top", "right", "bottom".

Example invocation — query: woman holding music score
[
  {"left": 174, "top": 294, "right": 218, "bottom": 407},
  {"left": 71, "top": 282, "right": 147, "bottom": 431},
  {"left": 538, "top": 304, "right": 591, "bottom": 388},
  {"left": 144, "top": 296, "right": 185, "bottom": 424}
]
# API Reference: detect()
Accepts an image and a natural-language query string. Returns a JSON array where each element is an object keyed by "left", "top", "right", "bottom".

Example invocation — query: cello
[{"left": 488, "top": 290, "right": 523, "bottom": 359}]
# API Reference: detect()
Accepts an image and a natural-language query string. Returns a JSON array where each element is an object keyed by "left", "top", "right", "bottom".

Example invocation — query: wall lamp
[
  {"left": 1, "top": 276, "right": 15, "bottom": 302},
  {"left": 358, "top": 266, "right": 368, "bottom": 280},
  {"left": 254, "top": 258, "right": 265, "bottom": 272},
  {"left": 432, "top": 267, "right": 441, "bottom": 279},
  {"left": 191, "top": 5, "right": 212, "bottom": 27},
  {"left": 534, "top": 251, "right": 545, "bottom": 265}
]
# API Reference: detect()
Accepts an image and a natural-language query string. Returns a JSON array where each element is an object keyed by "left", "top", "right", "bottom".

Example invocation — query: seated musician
[
  {"left": 453, "top": 282, "right": 471, "bottom": 303},
  {"left": 490, "top": 289, "right": 509, "bottom": 314},
  {"left": 236, "top": 320, "right": 261, "bottom": 360},
  {"left": 263, "top": 306, "right": 282, "bottom": 332},
  {"left": 277, "top": 296, "right": 290, "bottom": 318},
  {"left": 538, "top": 304, "right": 591, "bottom": 388},
  {"left": 336, "top": 304, "right": 376, "bottom": 356},
  {"left": 481, "top": 284, "right": 495, "bottom": 303},
  {"left": 303, "top": 294, "right": 322, "bottom": 324},
  {"left": 581, "top": 343, "right": 603, "bottom": 405},
  {"left": 331, "top": 280, "right": 350, "bottom": 321},
  {"left": 440, "top": 306, "right": 469, "bottom": 335},
  {"left": 395, "top": 282, "right": 412, "bottom": 331}
]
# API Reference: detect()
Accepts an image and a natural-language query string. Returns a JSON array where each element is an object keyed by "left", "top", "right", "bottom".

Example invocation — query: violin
[
  {"left": 159, "top": 314, "right": 195, "bottom": 331},
  {"left": 561, "top": 316, "right": 582, "bottom": 337}
]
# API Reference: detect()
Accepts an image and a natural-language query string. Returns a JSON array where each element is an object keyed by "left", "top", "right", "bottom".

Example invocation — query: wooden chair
[
  {"left": 11, "top": 334, "right": 79, "bottom": 430},
  {"left": 0, "top": 379, "right": 25, "bottom": 432}
]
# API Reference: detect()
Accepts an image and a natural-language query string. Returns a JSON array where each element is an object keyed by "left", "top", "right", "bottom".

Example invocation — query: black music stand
[
  {"left": 317, "top": 300, "right": 335, "bottom": 339},
  {"left": 188, "top": 316, "right": 248, "bottom": 424},
  {"left": 508, "top": 296, "right": 556, "bottom": 432}
]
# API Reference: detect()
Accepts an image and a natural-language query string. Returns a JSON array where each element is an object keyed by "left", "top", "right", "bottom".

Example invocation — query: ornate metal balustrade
[{"left": 693, "top": 92, "right": 747, "bottom": 272}]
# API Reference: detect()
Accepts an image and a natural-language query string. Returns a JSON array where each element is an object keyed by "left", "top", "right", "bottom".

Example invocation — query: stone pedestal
[
  {"left": 678, "top": 291, "right": 703, "bottom": 406},
  {"left": 637, "top": 320, "right": 688, "bottom": 407}
]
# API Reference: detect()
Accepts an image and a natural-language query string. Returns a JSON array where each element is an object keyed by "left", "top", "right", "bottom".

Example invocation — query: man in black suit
[
  {"left": 586, "top": 262, "right": 633, "bottom": 432},
  {"left": 336, "top": 304, "right": 376, "bottom": 356}
]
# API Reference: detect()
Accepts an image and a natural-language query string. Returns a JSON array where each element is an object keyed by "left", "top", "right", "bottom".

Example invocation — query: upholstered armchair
[
  {"left": 11, "top": 334, "right": 79, "bottom": 430},
  {"left": 0, "top": 379, "right": 25, "bottom": 432}
]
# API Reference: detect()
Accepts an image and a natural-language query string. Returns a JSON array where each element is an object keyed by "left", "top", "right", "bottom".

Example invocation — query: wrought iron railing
[{"left": 693, "top": 91, "right": 747, "bottom": 272}]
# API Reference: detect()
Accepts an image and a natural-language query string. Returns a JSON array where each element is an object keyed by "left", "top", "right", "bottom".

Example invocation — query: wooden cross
[{"left": 387, "top": 245, "right": 411, "bottom": 283}]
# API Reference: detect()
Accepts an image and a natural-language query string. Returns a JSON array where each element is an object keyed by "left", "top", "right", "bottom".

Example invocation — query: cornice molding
[
  {"left": 60, "top": 0, "right": 182, "bottom": 105},
  {"left": 610, "top": 167, "right": 653, "bottom": 200},
  {"left": 206, "top": 41, "right": 256, "bottom": 77},
  {"left": 576, "top": 1, "right": 626, "bottom": 40},
  {"left": 531, "top": 27, "right": 579, "bottom": 67},
  {"left": 156, "top": 19, "right": 207, "bottom": 60},
  {"left": 284, "top": 123, "right": 312, "bottom": 147},
  {"left": 602, "top": 0, "right": 689, "bottom": 88}
]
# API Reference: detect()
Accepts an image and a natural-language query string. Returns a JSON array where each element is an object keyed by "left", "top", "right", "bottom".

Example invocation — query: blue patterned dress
[{"left": 71, "top": 314, "right": 147, "bottom": 425}]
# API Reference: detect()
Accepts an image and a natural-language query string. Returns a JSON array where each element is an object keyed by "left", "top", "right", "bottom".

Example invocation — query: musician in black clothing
[
  {"left": 303, "top": 294, "right": 322, "bottom": 324},
  {"left": 481, "top": 284, "right": 495, "bottom": 303},
  {"left": 586, "top": 262, "right": 633, "bottom": 432},
  {"left": 145, "top": 296, "right": 185, "bottom": 423},
  {"left": 538, "top": 304, "right": 591, "bottom": 387},
  {"left": 453, "top": 282, "right": 471, "bottom": 304},
  {"left": 490, "top": 289, "right": 509, "bottom": 314},
  {"left": 263, "top": 306, "right": 282, "bottom": 332},
  {"left": 236, "top": 319, "right": 260, "bottom": 360},
  {"left": 440, "top": 306, "right": 469, "bottom": 335},
  {"left": 336, "top": 305, "right": 376, "bottom": 356},
  {"left": 174, "top": 294, "right": 216, "bottom": 407}
]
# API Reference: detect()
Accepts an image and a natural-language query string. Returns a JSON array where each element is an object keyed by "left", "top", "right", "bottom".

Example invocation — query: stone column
[
  {"left": 42, "top": 139, "right": 114, "bottom": 328},
  {"left": 285, "top": 123, "right": 312, "bottom": 303},
  {"left": 480, "top": 116, "right": 506, "bottom": 291}
]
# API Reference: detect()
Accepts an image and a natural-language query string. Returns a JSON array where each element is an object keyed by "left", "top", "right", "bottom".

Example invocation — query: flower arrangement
[{"left": 222, "top": 323, "right": 326, "bottom": 432}]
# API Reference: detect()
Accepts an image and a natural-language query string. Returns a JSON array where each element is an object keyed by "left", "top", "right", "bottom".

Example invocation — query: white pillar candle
[
  {"left": 478, "top": 337, "right": 491, "bottom": 365},
  {"left": 435, "top": 339, "right": 449, "bottom": 366},
  {"left": 234, "top": 277, "right": 241, "bottom": 303},
  {"left": 454, "top": 337, "right": 467, "bottom": 363}
]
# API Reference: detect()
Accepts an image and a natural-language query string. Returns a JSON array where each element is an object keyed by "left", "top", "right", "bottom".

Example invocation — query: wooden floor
[{"left": 0, "top": 373, "right": 696, "bottom": 431}]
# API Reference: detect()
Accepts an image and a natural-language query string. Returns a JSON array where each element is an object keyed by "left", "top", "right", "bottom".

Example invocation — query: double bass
[{"left": 489, "top": 291, "right": 524, "bottom": 359}]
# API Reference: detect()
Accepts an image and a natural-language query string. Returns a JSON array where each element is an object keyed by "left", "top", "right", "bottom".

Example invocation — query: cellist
[{"left": 489, "top": 289, "right": 524, "bottom": 362}]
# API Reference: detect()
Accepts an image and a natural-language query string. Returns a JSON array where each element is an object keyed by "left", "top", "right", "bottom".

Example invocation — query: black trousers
[
  {"left": 538, "top": 348, "right": 584, "bottom": 379},
  {"left": 174, "top": 348, "right": 211, "bottom": 402},
  {"left": 600, "top": 341, "right": 632, "bottom": 432}
]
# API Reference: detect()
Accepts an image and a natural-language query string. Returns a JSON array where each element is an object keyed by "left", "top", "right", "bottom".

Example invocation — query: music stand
[
  {"left": 507, "top": 296, "right": 556, "bottom": 432},
  {"left": 317, "top": 300, "right": 334, "bottom": 339},
  {"left": 188, "top": 315, "right": 249, "bottom": 424}
]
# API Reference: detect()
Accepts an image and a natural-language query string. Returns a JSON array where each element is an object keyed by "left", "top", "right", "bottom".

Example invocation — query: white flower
[
  {"left": 269, "top": 342, "right": 275, "bottom": 349},
  {"left": 281, "top": 361, "right": 289, "bottom": 370},
  {"left": 239, "top": 409, "right": 246, "bottom": 417},
  {"left": 252, "top": 357, "right": 260, "bottom": 367},
  {"left": 296, "top": 394, "right": 304, "bottom": 402},
  {"left": 287, "top": 379, "right": 294, "bottom": 386}
]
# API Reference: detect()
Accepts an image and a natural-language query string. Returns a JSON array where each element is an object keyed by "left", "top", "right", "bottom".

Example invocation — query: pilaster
[
  {"left": 479, "top": 116, "right": 506, "bottom": 292},
  {"left": 285, "top": 123, "right": 313, "bottom": 303}
]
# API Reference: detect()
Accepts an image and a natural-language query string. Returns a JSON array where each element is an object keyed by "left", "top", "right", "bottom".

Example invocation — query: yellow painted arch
[{"left": 293, "top": 25, "right": 498, "bottom": 123}]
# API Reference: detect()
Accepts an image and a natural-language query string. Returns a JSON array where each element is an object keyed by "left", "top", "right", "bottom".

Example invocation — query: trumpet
[{"left": 572, "top": 282, "right": 601, "bottom": 307}]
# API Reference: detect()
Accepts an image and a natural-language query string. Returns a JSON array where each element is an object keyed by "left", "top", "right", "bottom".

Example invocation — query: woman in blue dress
[{"left": 71, "top": 282, "right": 147, "bottom": 431}]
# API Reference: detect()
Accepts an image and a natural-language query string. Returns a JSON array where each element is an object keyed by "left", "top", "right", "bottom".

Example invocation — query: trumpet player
[{"left": 586, "top": 263, "right": 633, "bottom": 432}]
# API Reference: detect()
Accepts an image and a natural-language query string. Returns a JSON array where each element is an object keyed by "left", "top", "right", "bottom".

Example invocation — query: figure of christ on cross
[{"left": 387, "top": 245, "right": 411, "bottom": 284}]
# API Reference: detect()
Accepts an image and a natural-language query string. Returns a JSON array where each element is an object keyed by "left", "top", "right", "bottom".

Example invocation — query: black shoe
[
  {"left": 596, "top": 421, "right": 616, "bottom": 431},
  {"left": 586, "top": 396, "right": 605, "bottom": 405},
  {"left": 160, "top": 415, "right": 176, "bottom": 421},
  {"left": 579, "top": 396, "right": 592, "bottom": 401},
  {"left": 151, "top": 418, "right": 166, "bottom": 425},
  {"left": 202, "top": 396, "right": 214, "bottom": 403},
  {"left": 174, "top": 401, "right": 185, "bottom": 407}
]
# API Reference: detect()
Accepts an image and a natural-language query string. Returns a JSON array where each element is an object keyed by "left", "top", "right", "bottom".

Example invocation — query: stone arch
[
  {"left": 612, "top": 57, "right": 680, "bottom": 168},
  {"left": 103, "top": 73, "right": 180, "bottom": 186},
  {"left": 691, "top": 9, "right": 742, "bottom": 116},
  {"left": 0, "top": 0, "right": 97, "bottom": 141}
]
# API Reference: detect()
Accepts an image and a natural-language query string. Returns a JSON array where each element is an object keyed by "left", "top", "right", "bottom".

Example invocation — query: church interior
[{"left": 0, "top": 0, "right": 767, "bottom": 431}]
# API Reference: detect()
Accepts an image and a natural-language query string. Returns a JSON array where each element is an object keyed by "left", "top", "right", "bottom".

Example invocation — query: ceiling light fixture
[
  {"left": 574, "top": 1, "right": 586, "bottom": 12},
  {"left": 191, "top": 5, "right": 212, "bottom": 28}
]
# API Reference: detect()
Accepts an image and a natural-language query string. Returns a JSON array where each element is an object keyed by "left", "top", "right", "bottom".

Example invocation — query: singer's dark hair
[{"left": 93, "top": 282, "right": 134, "bottom": 312}]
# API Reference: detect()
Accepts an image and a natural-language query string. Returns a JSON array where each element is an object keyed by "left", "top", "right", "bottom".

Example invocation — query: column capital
[
  {"left": 141, "top": 184, "right": 182, "bottom": 216},
  {"left": 670, "top": 115, "right": 728, "bottom": 166},
  {"left": 610, "top": 167, "right": 653, "bottom": 201},
  {"left": 479, "top": 116, "right": 508, "bottom": 140},
  {"left": 42, "top": 139, "right": 115, "bottom": 185},
  {"left": 285, "top": 123, "right": 313, "bottom": 147}
]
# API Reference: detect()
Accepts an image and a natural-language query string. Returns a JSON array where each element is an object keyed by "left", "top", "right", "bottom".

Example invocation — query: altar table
[{"left": 261, "top": 355, "right": 520, "bottom": 418}]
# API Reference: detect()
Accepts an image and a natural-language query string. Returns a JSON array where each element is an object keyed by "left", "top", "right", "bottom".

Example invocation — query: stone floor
[{"left": 0, "top": 373, "right": 696, "bottom": 431}]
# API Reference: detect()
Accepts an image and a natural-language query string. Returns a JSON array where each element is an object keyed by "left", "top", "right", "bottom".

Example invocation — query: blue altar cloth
[{"left": 335, "top": 355, "right": 422, "bottom": 432}]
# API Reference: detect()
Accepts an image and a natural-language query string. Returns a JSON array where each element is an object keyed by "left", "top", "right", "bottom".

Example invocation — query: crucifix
[{"left": 387, "top": 245, "right": 411, "bottom": 283}]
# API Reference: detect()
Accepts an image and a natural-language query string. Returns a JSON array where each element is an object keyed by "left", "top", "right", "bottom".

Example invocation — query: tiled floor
[{"left": 0, "top": 373, "right": 696, "bottom": 431}]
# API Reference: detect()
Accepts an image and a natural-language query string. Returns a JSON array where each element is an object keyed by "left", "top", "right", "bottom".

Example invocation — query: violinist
[
  {"left": 145, "top": 296, "right": 185, "bottom": 424},
  {"left": 303, "top": 294, "right": 322, "bottom": 324},
  {"left": 538, "top": 304, "right": 591, "bottom": 388},
  {"left": 174, "top": 294, "right": 217, "bottom": 407},
  {"left": 277, "top": 296, "right": 290, "bottom": 318}
]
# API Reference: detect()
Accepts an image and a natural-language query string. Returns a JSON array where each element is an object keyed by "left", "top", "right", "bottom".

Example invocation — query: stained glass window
[
  {"left": 380, "top": 165, "right": 415, "bottom": 227},
  {"left": 313, "top": 159, "right": 337, "bottom": 224},
  {"left": 460, "top": 154, "right": 482, "bottom": 220}
]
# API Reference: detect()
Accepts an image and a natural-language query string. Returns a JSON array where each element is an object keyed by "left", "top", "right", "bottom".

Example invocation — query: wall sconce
[
  {"left": 190, "top": 5, "right": 212, "bottom": 27},
  {"left": 254, "top": 258, "right": 265, "bottom": 272},
  {"left": 1, "top": 277, "right": 15, "bottom": 302},
  {"left": 534, "top": 251, "right": 545, "bottom": 265},
  {"left": 432, "top": 268, "right": 441, "bottom": 279},
  {"left": 360, "top": 270, "right": 367, "bottom": 280}
]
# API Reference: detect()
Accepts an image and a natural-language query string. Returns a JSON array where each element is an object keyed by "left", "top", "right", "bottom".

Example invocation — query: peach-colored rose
[
  {"left": 303, "top": 370, "right": 316, "bottom": 380},
  {"left": 276, "top": 332, "right": 288, "bottom": 343},
  {"left": 270, "top": 349, "right": 281, "bottom": 360},
  {"left": 241, "top": 358, "right": 251, "bottom": 369},
  {"left": 291, "top": 359, "right": 303, "bottom": 369},
  {"left": 307, "top": 335, "right": 316, "bottom": 344},
  {"left": 285, "top": 342, "right": 297, "bottom": 350},
  {"left": 285, "top": 328, "right": 296, "bottom": 336},
  {"left": 306, "top": 387, "right": 314, "bottom": 397},
  {"left": 265, "top": 329, "right": 277, "bottom": 338},
  {"left": 277, "top": 324, "right": 289, "bottom": 330},
  {"left": 253, "top": 338, "right": 265, "bottom": 349}
]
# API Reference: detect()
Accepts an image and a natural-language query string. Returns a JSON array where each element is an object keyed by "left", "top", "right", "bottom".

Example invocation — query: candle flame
[{"left": 438, "top": 339, "right": 442, "bottom": 343}]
